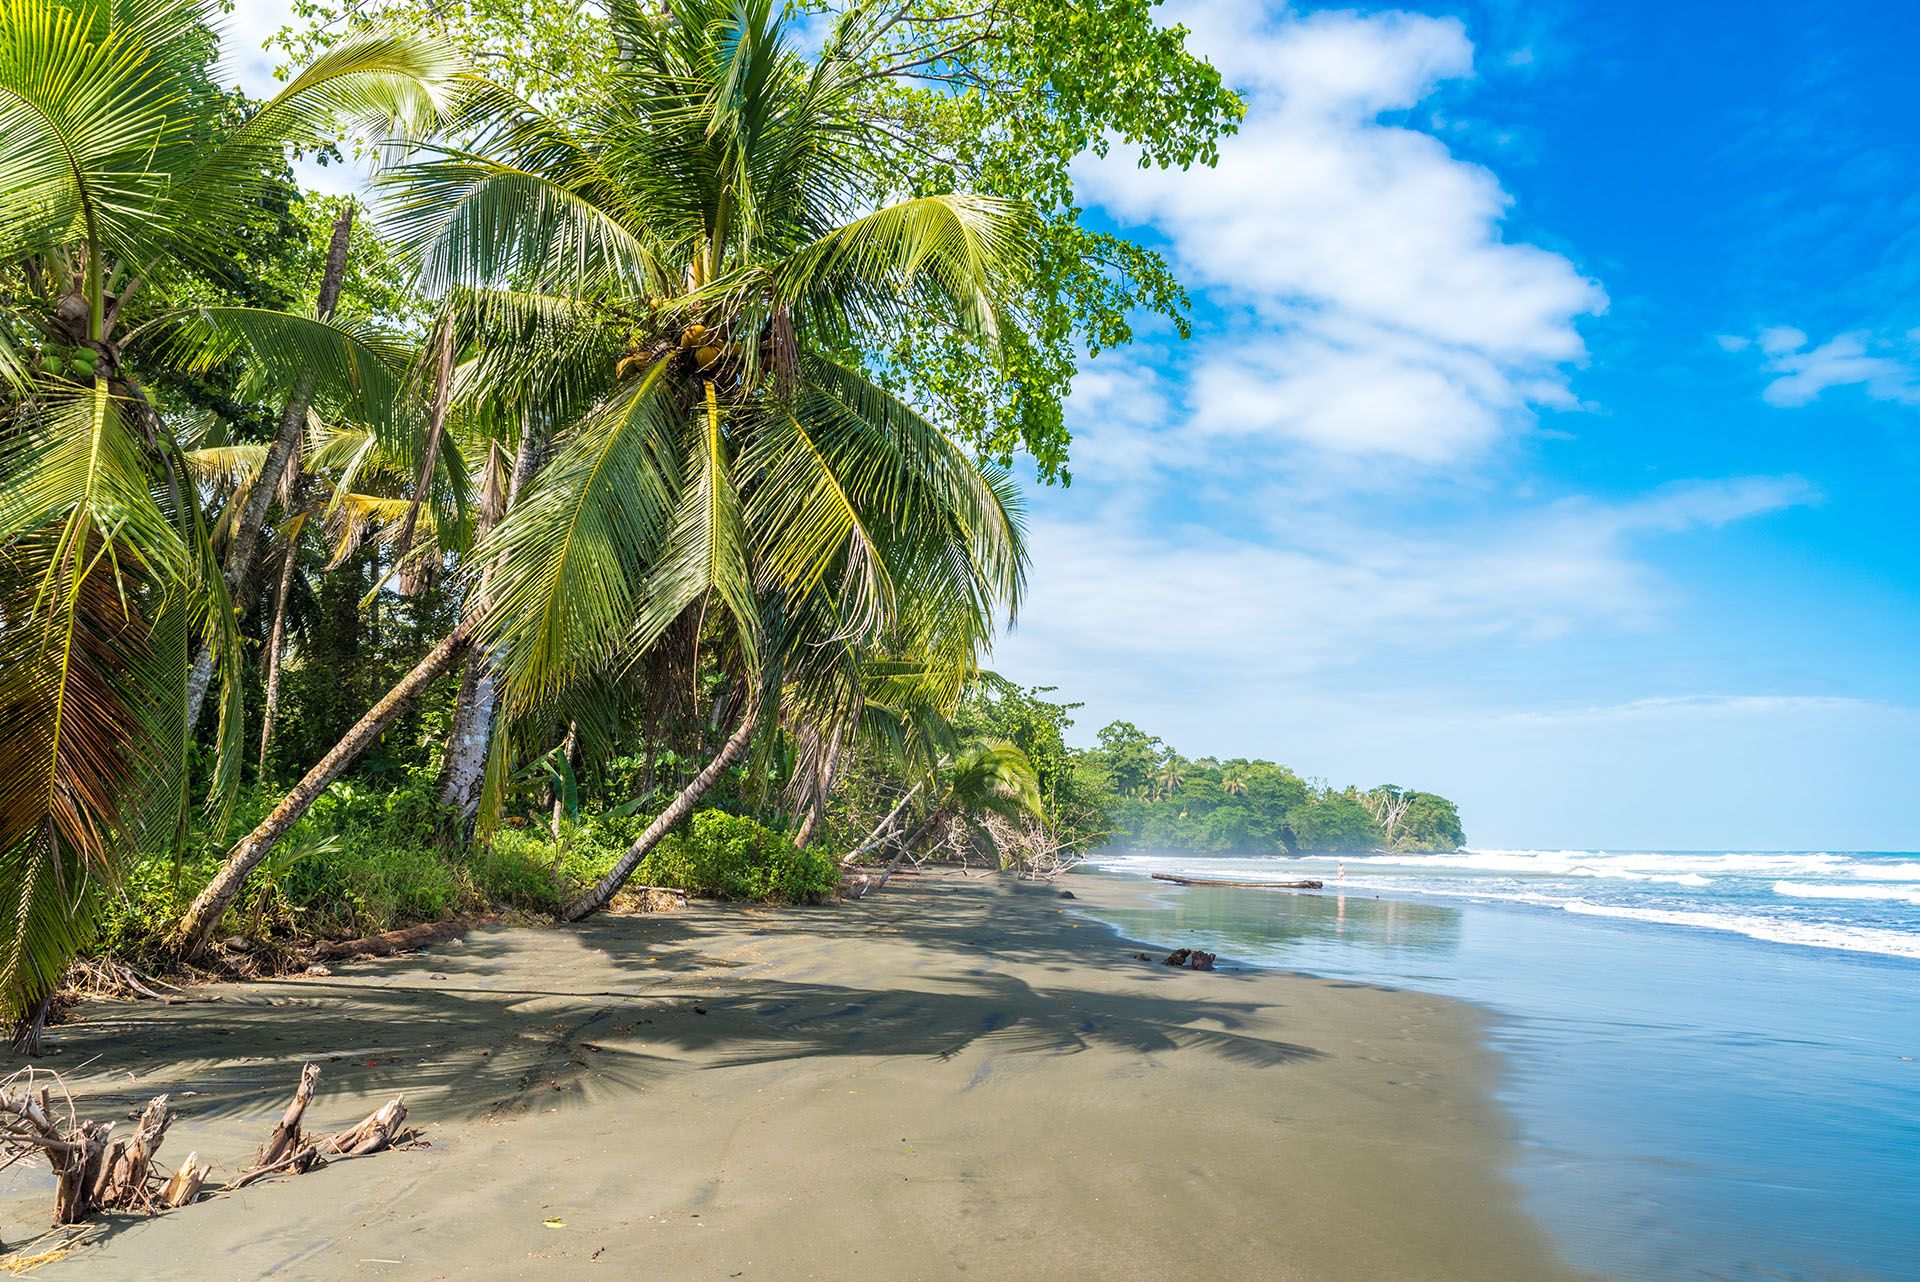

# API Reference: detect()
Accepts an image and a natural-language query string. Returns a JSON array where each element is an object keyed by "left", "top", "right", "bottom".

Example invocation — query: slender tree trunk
[
  {"left": 257, "top": 506, "right": 305, "bottom": 778},
  {"left": 871, "top": 804, "right": 948, "bottom": 894},
  {"left": 436, "top": 417, "right": 545, "bottom": 818},
  {"left": 792, "top": 736, "right": 841, "bottom": 849},
  {"left": 185, "top": 206, "right": 356, "bottom": 728},
  {"left": 394, "top": 314, "right": 454, "bottom": 597},
  {"left": 839, "top": 781, "right": 922, "bottom": 866},
  {"left": 437, "top": 657, "right": 499, "bottom": 818},
  {"left": 172, "top": 624, "right": 474, "bottom": 959},
  {"left": 550, "top": 721, "right": 577, "bottom": 838},
  {"left": 559, "top": 701, "right": 759, "bottom": 922}
]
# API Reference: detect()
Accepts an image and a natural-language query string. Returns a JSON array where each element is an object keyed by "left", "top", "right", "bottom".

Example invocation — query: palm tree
[
  {"left": 1153, "top": 752, "right": 1185, "bottom": 801},
  {"left": 1221, "top": 771, "right": 1248, "bottom": 798},
  {"left": 172, "top": 0, "right": 1032, "bottom": 945},
  {"left": 863, "top": 738, "right": 1044, "bottom": 894},
  {"left": 0, "top": 0, "right": 456, "bottom": 1033}
]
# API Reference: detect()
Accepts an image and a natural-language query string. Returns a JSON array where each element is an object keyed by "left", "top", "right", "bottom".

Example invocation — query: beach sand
[{"left": 3, "top": 871, "right": 1593, "bottom": 1280}]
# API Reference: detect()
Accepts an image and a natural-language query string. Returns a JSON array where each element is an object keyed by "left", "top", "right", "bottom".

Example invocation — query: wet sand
[{"left": 2, "top": 871, "right": 1593, "bottom": 1280}]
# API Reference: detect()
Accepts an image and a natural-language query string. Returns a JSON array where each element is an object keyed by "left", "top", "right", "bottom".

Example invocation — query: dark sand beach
[{"left": 2, "top": 872, "right": 1590, "bottom": 1280}]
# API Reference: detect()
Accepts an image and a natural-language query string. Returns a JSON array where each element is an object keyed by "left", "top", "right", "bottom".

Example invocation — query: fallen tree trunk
[
  {"left": 309, "top": 914, "right": 500, "bottom": 963},
  {"left": 1150, "top": 872, "right": 1324, "bottom": 890}
]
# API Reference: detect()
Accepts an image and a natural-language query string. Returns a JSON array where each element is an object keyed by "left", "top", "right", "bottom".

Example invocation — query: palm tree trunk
[
  {"left": 792, "top": 737, "right": 842, "bottom": 849},
  {"left": 185, "top": 205, "right": 356, "bottom": 729},
  {"left": 550, "top": 721, "right": 577, "bottom": 838},
  {"left": 559, "top": 700, "right": 759, "bottom": 923},
  {"left": 173, "top": 623, "right": 474, "bottom": 959},
  {"left": 394, "top": 313, "right": 454, "bottom": 596},
  {"left": 436, "top": 416, "right": 544, "bottom": 818},
  {"left": 256, "top": 522, "right": 300, "bottom": 777}
]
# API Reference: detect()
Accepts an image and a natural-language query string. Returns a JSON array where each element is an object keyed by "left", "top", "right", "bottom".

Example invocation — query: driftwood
[
  {"left": 310, "top": 914, "right": 498, "bottom": 962},
  {"left": 2, "top": 1062, "right": 416, "bottom": 1233},
  {"left": 161, "top": 1152, "right": 207, "bottom": 1208},
  {"left": 257, "top": 1063, "right": 318, "bottom": 1168},
  {"left": 1150, "top": 872, "right": 1323, "bottom": 890},
  {"left": 94, "top": 1095, "right": 172, "bottom": 1211},
  {"left": 234, "top": 1070, "right": 415, "bottom": 1189}
]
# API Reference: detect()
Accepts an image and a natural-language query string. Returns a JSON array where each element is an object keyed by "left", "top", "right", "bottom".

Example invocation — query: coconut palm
[
  {"left": 860, "top": 737, "right": 1044, "bottom": 894},
  {"left": 0, "top": 0, "right": 457, "bottom": 1033},
  {"left": 170, "top": 0, "right": 1031, "bottom": 945}
]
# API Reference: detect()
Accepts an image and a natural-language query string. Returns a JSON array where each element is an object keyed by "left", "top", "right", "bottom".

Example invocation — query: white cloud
[
  {"left": 1000, "top": 476, "right": 1817, "bottom": 688},
  {"left": 217, "top": 0, "right": 299, "bottom": 99},
  {"left": 1743, "top": 328, "right": 1920, "bottom": 407},
  {"left": 1074, "top": 2, "right": 1605, "bottom": 464}
]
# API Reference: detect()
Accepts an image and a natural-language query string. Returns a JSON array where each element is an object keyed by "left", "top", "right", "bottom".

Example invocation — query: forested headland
[{"left": 949, "top": 681, "right": 1467, "bottom": 856}]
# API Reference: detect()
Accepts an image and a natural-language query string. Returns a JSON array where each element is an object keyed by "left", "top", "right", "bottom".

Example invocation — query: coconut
[
  {"left": 679, "top": 323, "right": 708, "bottom": 349},
  {"left": 694, "top": 344, "right": 723, "bottom": 369}
]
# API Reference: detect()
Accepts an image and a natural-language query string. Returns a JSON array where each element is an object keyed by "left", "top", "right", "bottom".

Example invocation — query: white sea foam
[
  {"left": 1773, "top": 881, "right": 1920, "bottom": 905},
  {"left": 1559, "top": 902, "right": 1920, "bottom": 960}
]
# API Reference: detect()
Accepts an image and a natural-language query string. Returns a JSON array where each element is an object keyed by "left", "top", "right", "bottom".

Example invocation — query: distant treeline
[{"left": 954, "top": 682, "right": 1466, "bottom": 855}]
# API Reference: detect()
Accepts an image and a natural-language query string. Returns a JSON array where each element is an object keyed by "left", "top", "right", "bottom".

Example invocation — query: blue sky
[
  {"left": 222, "top": 1, "right": 1920, "bottom": 851},
  {"left": 988, "top": 0, "right": 1920, "bottom": 851}
]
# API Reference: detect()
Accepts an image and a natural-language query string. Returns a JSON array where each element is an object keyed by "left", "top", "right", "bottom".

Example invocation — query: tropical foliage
[
  {"left": 1083, "top": 722, "right": 1466, "bottom": 854},
  {"left": 0, "top": 0, "right": 1243, "bottom": 1032}
]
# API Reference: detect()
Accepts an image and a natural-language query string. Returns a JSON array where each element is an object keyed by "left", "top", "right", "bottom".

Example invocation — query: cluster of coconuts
[
  {"left": 38, "top": 341, "right": 101, "bottom": 381},
  {"left": 679, "top": 323, "right": 730, "bottom": 371}
]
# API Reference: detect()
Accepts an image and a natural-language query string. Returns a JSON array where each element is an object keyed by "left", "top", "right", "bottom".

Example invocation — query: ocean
[{"left": 1073, "top": 849, "right": 1920, "bottom": 1282}]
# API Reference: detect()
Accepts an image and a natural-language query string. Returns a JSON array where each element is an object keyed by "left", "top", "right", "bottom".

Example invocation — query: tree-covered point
[
  {"left": 1082, "top": 721, "right": 1466, "bottom": 852},
  {"left": 889, "top": 684, "right": 1466, "bottom": 856},
  {"left": 1081, "top": 720, "right": 1465, "bottom": 853}
]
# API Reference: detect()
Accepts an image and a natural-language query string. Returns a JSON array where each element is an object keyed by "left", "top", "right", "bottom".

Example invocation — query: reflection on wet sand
[{"left": 1082, "top": 876, "right": 1464, "bottom": 960}]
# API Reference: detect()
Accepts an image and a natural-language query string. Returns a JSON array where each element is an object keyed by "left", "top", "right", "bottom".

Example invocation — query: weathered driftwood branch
[
  {"left": 162, "top": 1152, "right": 207, "bottom": 1208},
  {"left": 257, "top": 1063, "right": 319, "bottom": 1168},
  {"left": 94, "top": 1095, "right": 172, "bottom": 1211},
  {"left": 2, "top": 1062, "right": 416, "bottom": 1229}
]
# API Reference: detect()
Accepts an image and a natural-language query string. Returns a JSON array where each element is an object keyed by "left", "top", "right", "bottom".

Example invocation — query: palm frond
[{"left": 477, "top": 358, "right": 680, "bottom": 715}]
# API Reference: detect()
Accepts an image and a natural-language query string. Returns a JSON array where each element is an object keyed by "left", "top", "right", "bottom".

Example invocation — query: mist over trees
[{"left": 932, "top": 688, "right": 1466, "bottom": 856}]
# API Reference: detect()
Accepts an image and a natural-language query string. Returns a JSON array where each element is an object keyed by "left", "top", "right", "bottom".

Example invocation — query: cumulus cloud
[{"left": 1074, "top": 1, "right": 1606, "bottom": 463}]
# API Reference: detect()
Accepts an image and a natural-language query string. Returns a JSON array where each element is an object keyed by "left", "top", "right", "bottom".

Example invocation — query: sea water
[{"left": 1074, "top": 850, "right": 1920, "bottom": 1282}]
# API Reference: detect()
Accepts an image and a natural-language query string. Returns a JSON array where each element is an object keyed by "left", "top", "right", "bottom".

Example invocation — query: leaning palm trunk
[
  {"left": 559, "top": 701, "right": 760, "bottom": 922},
  {"left": 173, "top": 624, "right": 475, "bottom": 958},
  {"left": 185, "top": 206, "right": 357, "bottom": 729},
  {"left": 792, "top": 737, "right": 841, "bottom": 849},
  {"left": 436, "top": 418, "right": 545, "bottom": 820},
  {"left": 256, "top": 516, "right": 301, "bottom": 776},
  {"left": 870, "top": 804, "right": 949, "bottom": 894},
  {"left": 839, "top": 781, "right": 922, "bottom": 867}
]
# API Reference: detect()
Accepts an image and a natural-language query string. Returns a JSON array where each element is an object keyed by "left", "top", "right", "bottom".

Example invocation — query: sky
[{"left": 219, "top": 1, "right": 1920, "bottom": 851}]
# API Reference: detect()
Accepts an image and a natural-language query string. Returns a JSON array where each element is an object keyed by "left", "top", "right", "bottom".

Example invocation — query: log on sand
[
  {"left": 310, "top": 914, "right": 499, "bottom": 962},
  {"left": 1150, "top": 872, "right": 1324, "bottom": 890}
]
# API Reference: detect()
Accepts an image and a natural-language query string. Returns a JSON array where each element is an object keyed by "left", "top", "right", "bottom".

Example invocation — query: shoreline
[{"left": 3, "top": 870, "right": 1593, "bottom": 1280}]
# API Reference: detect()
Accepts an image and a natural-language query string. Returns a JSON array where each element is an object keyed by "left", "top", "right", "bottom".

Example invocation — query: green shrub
[{"left": 635, "top": 809, "right": 835, "bottom": 902}]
